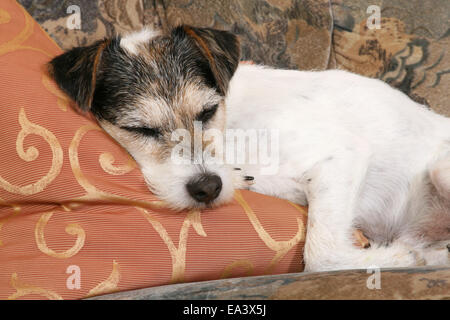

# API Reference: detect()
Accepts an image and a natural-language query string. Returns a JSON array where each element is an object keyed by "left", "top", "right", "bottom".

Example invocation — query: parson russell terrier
[{"left": 47, "top": 26, "right": 450, "bottom": 271}]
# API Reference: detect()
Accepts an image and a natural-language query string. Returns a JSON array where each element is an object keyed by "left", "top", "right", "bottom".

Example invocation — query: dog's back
[
  {"left": 48, "top": 25, "right": 449, "bottom": 270},
  {"left": 227, "top": 64, "right": 450, "bottom": 260}
]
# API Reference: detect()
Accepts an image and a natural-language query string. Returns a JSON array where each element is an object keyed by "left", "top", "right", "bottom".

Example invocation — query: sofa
[
  {"left": 21, "top": 0, "right": 450, "bottom": 117},
  {"left": 0, "top": 0, "right": 448, "bottom": 300}
]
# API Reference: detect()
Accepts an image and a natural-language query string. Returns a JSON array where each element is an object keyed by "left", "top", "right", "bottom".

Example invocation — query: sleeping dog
[{"left": 48, "top": 26, "right": 450, "bottom": 271}]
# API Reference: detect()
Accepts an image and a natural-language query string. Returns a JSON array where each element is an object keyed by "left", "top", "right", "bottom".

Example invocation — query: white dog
[{"left": 48, "top": 26, "right": 450, "bottom": 271}]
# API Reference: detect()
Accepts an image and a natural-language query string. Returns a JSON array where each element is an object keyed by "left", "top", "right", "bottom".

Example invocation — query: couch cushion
[
  {"left": 88, "top": 266, "right": 450, "bottom": 300},
  {"left": 19, "top": 0, "right": 335, "bottom": 71},
  {"left": 16, "top": 0, "right": 145, "bottom": 50},
  {"left": 0, "top": 0, "right": 307, "bottom": 300},
  {"left": 332, "top": 0, "right": 450, "bottom": 117},
  {"left": 143, "top": 0, "right": 334, "bottom": 70}
]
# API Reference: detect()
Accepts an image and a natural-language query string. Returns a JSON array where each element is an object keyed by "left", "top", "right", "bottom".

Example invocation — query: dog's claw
[{"left": 233, "top": 168, "right": 255, "bottom": 189}]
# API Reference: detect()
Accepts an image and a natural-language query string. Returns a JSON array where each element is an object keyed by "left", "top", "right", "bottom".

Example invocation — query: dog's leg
[
  {"left": 418, "top": 246, "right": 449, "bottom": 266},
  {"left": 396, "top": 236, "right": 450, "bottom": 266},
  {"left": 417, "top": 156, "right": 450, "bottom": 266},
  {"left": 303, "top": 142, "right": 418, "bottom": 271},
  {"left": 430, "top": 158, "right": 450, "bottom": 200}
]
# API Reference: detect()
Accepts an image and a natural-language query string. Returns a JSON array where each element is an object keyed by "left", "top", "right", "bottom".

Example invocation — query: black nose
[{"left": 186, "top": 174, "right": 222, "bottom": 203}]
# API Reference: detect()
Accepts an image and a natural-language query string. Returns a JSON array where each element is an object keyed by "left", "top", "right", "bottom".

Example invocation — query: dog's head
[{"left": 48, "top": 26, "right": 241, "bottom": 210}]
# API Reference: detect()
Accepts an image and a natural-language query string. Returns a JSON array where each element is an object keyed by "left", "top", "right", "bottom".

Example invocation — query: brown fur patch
[
  {"left": 183, "top": 26, "right": 219, "bottom": 83},
  {"left": 89, "top": 39, "right": 110, "bottom": 108},
  {"left": 181, "top": 25, "right": 240, "bottom": 95}
]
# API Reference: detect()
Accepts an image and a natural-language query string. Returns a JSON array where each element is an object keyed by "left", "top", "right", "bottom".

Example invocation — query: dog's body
[
  {"left": 227, "top": 64, "right": 450, "bottom": 270},
  {"left": 48, "top": 26, "right": 450, "bottom": 271}
]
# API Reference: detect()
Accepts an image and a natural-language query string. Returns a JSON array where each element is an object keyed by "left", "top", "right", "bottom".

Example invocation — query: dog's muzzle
[{"left": 186, "top": 173, "right": 222, "bottom": 204}]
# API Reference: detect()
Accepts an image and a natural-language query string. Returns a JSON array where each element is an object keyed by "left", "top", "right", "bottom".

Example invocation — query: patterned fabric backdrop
[
  {"left": 332, "top": 0, "right": 450, "bottom": 116},
  {"left": 17, "top": 0, "right": 449, "bottom": 116},
  {"left": 0, "top": 0, "right": 306, "bottom": 300},
  {"left": 4, "top": 0, "right": 450, "bottom": 300}
]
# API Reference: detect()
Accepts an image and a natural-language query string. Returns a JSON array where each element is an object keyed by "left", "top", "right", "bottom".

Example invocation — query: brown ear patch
[
  {"left": 180, "top": 25, "right": 240, "bottom": 96},
  {"left": 48, "top": 38, "right": 111, "bottom": 111},
  {"left": 183, "top": 26, "right": 220, "bottom": 86},
  {"left": 89, "top": 39, "right": 110, "bottom": 108}
]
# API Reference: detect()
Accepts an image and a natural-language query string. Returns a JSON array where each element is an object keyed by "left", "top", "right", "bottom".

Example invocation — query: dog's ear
[
  {"left": 47, "top": 39, "right": 110, "bottom": 111},
  {"left": 175, "top": 25, "right": 240, "bottom": 95}
]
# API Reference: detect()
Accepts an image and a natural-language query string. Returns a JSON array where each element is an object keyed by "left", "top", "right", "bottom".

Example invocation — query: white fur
[
  {"left": 105, "top": 33, "right": 450, "bottom": 271},
  {"left": 430, "top": 159, "right": 450, "bottom": 200},
  {"left": 120, "top": 27, "right": 160, "bottom": 55},
  {"left": 225, "top": 65, "right": 450, "bottom": 271}
]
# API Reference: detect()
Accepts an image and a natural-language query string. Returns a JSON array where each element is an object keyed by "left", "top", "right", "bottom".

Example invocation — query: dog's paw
[
  {"left": 232, "top": 168, "right": 255, "bottom": 190},
  {"left": 304, "top": 243, "right": 420, "bottom": 272},
  {"left": 368, "top": 243, "right": 420, "bottom": 268},
  {"left": 355, "top": 243, "right": 419, "bottom": 270},
  {"left": 417, "top": 247, "right": 450, "bottom": 266}
]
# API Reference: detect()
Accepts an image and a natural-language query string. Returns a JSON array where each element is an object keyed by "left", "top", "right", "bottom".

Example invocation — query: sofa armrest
[{"left": 88, "top": 266, "right": 450, "bottom": 300}]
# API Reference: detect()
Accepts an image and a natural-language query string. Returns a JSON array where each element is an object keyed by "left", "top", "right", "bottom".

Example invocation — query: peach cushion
[{"left": 0, "top": 0, "right": 307, "bottom": 299}]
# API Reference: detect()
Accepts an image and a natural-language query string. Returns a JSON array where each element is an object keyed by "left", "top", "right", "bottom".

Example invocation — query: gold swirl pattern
[
  {"left": 140, "top": 208, "right": 207, "bottom": 283},
  {"left": 0, "top": 0, "right": 308, "bottom": 299},
  {"left": 99, "top": 152, "right": 137, "bottom": 175},
  {"left": 0, "top": 8, "right": 11, "bottom": 24},
  {"left": 0, "top": 3, "right": 52, "bottom": 57},
  {"left": 87, "top": 260, "right": 120, "bottom": 297},
  {"left": 234, "top": 190, "right": 306, "bottom": 273},
  {"left": 0, "top": 108, "right": 63, "bottom": 195},
  {"left": 41, "top": 74, "right": 70, "bottom": 112},
  {"left": 0, "top": 197, "right": 21, "bottom": 247},
  {"left": 35, "top": 211, "right": 85, "bottom": 258},
  {"left": 69, "top": 124, "right": 165, "bottom": 209},
  {"left": 8, "top": 273, "right": 63, "bottom": 300},
  {"left": 287, "top": 201, "right": 309, "bottom": 218},
  {"left": 221, "top": 260, "right": 254, "bottom": 279}
]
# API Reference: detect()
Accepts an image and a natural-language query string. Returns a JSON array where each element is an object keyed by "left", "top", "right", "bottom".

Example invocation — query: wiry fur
[{"left": 48, "top": 25, "right": 450, "bottom": 272}]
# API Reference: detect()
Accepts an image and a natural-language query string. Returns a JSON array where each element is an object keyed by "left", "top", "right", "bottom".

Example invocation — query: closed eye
[
  {"left": 121, "top": 126, "right": 161, "bottom": 138},
  {"left": 196, "top": 104, "right": 219, "bottom": 123}
]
